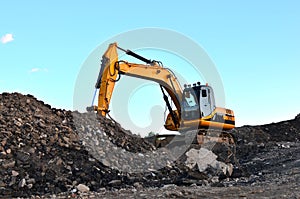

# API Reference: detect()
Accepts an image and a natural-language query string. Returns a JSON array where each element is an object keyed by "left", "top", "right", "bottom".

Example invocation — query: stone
[
  {"left": 6, "top": 148, "right": 11, "bottom": 154},
  {"left": 11, "top": 170, "right": 19, "bottom": 177},
  {"left": 9, "top": 177, "right": 16, "bottom": 186},
  {"left": 108, "top": 180, "right": 122, "bottom": 186},
  {"left": 2, "top": 160, "right": 15, "bottom": 168},
  {"left": 163, "top": 184, "right": 176, "bottom": 188},
  {"left": 102, "top": 159, "right": 110, "bottom": 167},
  {"left": 27, "top": 183, "right": 33, "bottom": 189},
  {"left": 14, "top": 120, "right": 22, "bottom": 127},
  {"left": 185, "top": 148, "right": 232, "bottom": 175},
  {"left": 76, "top": 184, "right": 90, "bottom": 192},
  {"left": 211, "top": 176, "right": 219, "bottom": 183},
  {"left": 56, "top": 158, "right": 63, "bottom": 166},
  {"left": 27, "top": 178, "right": 36, "bottom": 184},
  {"left": 1, "top": 139, "right": 7, "bottom": 146},
  {"left": 133, "top": 182, "right": 143, "bottom": 189},
  {"left": 18, "top": 178, "right": 26, "bottom": 188},
  {"left": 0, "top": 180, "right": 6, "bottom": 187}
]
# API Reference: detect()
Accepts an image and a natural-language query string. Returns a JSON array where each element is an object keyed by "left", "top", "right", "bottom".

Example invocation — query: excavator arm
[{"left": 93, "top": 43, "right": 183, "bottom": 128}]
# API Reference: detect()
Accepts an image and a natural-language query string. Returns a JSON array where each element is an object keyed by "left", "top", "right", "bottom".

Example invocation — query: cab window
[
  {"left": 184, "top": 90, "right": 197, "bottom": 106},
  {"left": 201, "top": 89, "right": 207, "bottom": 97}
]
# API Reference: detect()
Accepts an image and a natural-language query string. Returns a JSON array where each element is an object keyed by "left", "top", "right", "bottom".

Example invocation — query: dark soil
[{"left": 0, "top": 92, "right": 299, "bottom": 198}]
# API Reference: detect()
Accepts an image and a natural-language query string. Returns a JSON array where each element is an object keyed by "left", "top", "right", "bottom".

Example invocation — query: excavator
[{"left": 87, "top": 42, "right": 235, "bottom": 147}]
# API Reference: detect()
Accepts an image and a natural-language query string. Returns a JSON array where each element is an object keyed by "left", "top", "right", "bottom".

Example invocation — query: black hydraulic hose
[
  {"left": 126, "top": 50, "right": 152, "bottom": 64},
  {"left": 117, "top": 46, "right": 152, "bottom": 64},
  {"left": 160, "top": 86, "right": 179, "bottom": 127}
]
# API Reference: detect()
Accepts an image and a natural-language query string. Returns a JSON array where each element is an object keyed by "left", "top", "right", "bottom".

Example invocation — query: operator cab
[{"left": 182, "top": 82, "right": 216, "bottom": 120}]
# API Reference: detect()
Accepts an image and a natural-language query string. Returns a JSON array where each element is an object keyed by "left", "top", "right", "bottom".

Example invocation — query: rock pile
[
  {"left": 0, "top": 93, "right": 124, "bottom": 197},
  {"left": 0, "top": 93, "right": 227, "bottom": 197},
  {"left": 229, "top": 115, "right": 300, "bottom": 185},
  {"left": 1, "top": 92, "right": 299, "bottom": 198},
  {"left": 231, "top": 115, "right": 300, "bottom": 162}
]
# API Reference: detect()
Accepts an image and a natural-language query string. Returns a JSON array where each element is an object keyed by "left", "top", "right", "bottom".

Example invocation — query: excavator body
[
  {"left": 164, "top": 84, "right": 235, "bottom": 131},
  {"left": 88, "top": 42, "right": 235, "bottom": 146}
]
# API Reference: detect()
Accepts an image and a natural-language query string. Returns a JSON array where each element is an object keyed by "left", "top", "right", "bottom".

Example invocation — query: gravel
[{"left": 0, "top": 92, "right": 299, "bottom": 198}]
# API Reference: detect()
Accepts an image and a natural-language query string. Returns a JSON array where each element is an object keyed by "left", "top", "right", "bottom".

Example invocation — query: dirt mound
[
  {"left": 0, "top": 93, "right": 212, "bottom": 197},
  {"left": 231, "top": 116, "right": 300, "bottom": 161},
  {"left": 0, "top": 93, "right": 123, "bottom": 197},
  {"left": 0, "top": 92, "right": 299, "bottom": 198},
  {"left": 230, "top": 115, "right": 300, "bottom": 185}
]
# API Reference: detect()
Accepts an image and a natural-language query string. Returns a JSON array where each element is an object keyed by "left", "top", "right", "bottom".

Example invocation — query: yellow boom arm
[{"left": 96, "top": 43, "right": 182, "bottom": 123}]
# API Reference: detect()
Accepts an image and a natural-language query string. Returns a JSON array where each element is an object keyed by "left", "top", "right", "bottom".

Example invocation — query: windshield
[{"left": 183, "top": 90, "right": 198, "bottom": 107}]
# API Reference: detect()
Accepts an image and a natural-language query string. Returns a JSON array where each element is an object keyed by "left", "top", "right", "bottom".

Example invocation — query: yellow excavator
[{"left": 87, "top": 43, "right": 235, "bottom": 146}]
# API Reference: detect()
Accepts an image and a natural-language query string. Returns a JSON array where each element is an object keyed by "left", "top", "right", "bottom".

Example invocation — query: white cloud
[
  {"left": 29, "top": 68, "right": 48, "bottom": 73},
  {"left": 30, "top": 68, "right": 40, "bottom": 73},
  {"left": 1, "top": 33, "right": 14, "bottom": 44}
]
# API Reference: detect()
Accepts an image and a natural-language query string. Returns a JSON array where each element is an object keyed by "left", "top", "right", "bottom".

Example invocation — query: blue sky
[{"left": 1, "top": 1, "right": 300, "bottom": 131}]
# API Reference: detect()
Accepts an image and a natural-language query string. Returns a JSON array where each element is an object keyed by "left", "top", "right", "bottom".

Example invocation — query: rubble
[
  {"left": 0, "top": 92, "right": 225, "bottom": 197},
  {"left": 185, "top": 148, "right": 233, "bottom": 175},
  {"left": 0, "top": 92, "right": 300, "bottom": 198}
]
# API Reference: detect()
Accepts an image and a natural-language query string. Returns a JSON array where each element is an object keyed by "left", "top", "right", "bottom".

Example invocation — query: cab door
[{"left": 199, "top": 87, "right": 212, "bottom": 117}]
